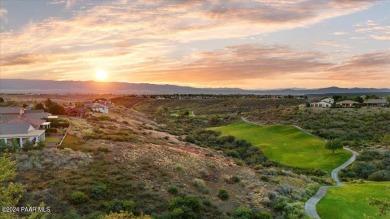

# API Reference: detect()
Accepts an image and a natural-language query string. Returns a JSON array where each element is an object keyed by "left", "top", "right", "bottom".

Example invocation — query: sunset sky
[{"left": 1, "top": 0, "right": 389, "bottom": 89}]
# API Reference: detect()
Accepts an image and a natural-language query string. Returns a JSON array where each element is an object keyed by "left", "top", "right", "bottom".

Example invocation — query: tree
[
  {"left": 34, "top": 103, "right": 45, "bottom": 110},
  {"left": 0, "top": 155, "right": 26, "bottom": 218},
  {"left": 0, "top": 97, "right": 4, "bottom": 103},
  {"left": 217, "top": 189, "right": 229, "bottom": 200},
  {"left": 354, "top": 96, "right": 364, "bottom": 103},
  {"left": 325, "top": 139, "right": 343, "bottom": 153},
  {"left": 48, "top": 103, "right": 66, "bottom": 115},
  {"left": 44, "top": 98, "right": 53, "bottom": 108}
]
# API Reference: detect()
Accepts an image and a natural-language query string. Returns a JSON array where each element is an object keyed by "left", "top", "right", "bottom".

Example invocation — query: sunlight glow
[{"left": 95, "top": 70, "right": 108, "bottom": 81}]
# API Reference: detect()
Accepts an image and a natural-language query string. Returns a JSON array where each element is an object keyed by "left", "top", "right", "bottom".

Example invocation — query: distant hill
[{"left": 1, "top": 79, "right": 389, "bottom": 95}]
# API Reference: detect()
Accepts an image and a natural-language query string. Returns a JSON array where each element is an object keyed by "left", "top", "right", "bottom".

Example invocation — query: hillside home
[
  {"left": 321, "top": 97, "right": 334, "bottom": 104},
  {"left": 336, "top": 100, "right": 359, "bottom": 107},
  {"left": 0, "top": 122, "right": 46, "bottom": 148},
  {"left": 363, "top": 99, "right": 388, "bottom": 107},
  {"left": 65, "top": 107, "right": 88, "bottom": 117},
  {"left": 90, "top": 103, "right": 109, "bottom": 114},
  {"left": 310, "top": 101, "right": 332, "bottom": 108},
  {"left": 0, "top": 107, "right": 50, "bottom": 128}
]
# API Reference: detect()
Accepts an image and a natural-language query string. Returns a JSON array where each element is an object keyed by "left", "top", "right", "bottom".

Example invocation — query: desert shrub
[
  {"left": 104, "top": 199, "right": 135, "bottom": 214},
  {"left": 368, "top": 170, "right": 390, "bottom": 181},
  {"left": 102, "top": 211, "right": 151, "bottom": 219},
  {"left": 231, "top": 175, "right": 240, "bottom": 183},
  {"left": 357, "top": 150, "right": 381, "bottom": 161},
  {"left": 232, "top": 207, "right": 252, "bottom": 218},
  {"left": 23, "top": 140, "right": 34, "bottom": 151},
  {"left": 339, "top": 169, "right": 357, "bottom": 180},
  {"left": 91, "top": 185, "right": 107, "bottom": 199},
  {"left": 232, "top": 206, "right": 272, "bottom": 219},
  {"left": 37, "top": 140, "right": 46, "bottom": 150},
  {"left": 192, "top": 178, "right": 208, "bottom": 193},
  {"left": 255, "top": 212, "right": 273, "bottom": 219},
  {"left": 273, "top": 196, "right": 306, "bottom": 219},
  {"left": 353, "top": 162, "right": 377, "bottom": 179},
  {"left": 217, "top": 189, "right": 229, "bottom": 201},
  {"left": 167, "top": 186, "right": 178, "bottom": 195},
  {"left": 174, "top": 165, "right": 184, "bottom": 172},
  {"left": 70, "top": 191, "right": 89, "bottom": 204},
  {"left": 161, "top": 195, "right": 202, "bottom": 218},
  {"left": 226, "top": 150, "right": 240, "bottom": 158},
  {"left": 184, "top": 136, "right": 195, "bottom": 144}
]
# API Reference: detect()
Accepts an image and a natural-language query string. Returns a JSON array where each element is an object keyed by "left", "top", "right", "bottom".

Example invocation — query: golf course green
[
  {"left": 317, "top": 182, "right": 390, "bottom": 219},
  {"left": 210, "top": 122, "right": 351, "bottom": 172}
]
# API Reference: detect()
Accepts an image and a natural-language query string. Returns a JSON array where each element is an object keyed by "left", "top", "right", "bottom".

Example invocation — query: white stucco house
[
  {"left": 321, "top": 98, "right": 334, "bottom": 105},
  {"left": 90, "top": 103, "right": 109, "bottom": 114},
  {"left": 310, "top": 101, "right": 332, "bottom": 108}
]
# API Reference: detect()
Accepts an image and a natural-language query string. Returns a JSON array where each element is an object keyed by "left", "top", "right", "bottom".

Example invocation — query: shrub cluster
[
  {"left": 155, "top": 195, "right": 202, "bottom": 219},
  {"left": 340, "top": 150, "right": 390, "bottom": 181},
  {"left": 232, "top": 206, "right": 272, "bottom": 219}
]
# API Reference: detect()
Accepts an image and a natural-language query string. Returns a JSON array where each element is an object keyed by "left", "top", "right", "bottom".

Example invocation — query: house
[
  {"left": 321, "top": 98, "right": 334, "bottom": 105},
  {"left": 90, "top": 103, "right": 109, "bottom": 114},
  {"left": 4, "top": 117, "right": 50, "bottom": 129},
  {"left": 24, "top": 109, "right": 51, "bottom": 119},
  {"left": 310, "top": 101, "right": 332, "bottom": 108},
  {"left": 0, "top": 107, "right": 50, "bottom": 119},
  {"left": 336, "top": 100, "right": 359, "bottom": 107},
  {"left": 363, "top": 99, "right": 389, "bottom": 107},
  {"left": 0, "top": 107, "right": 51, "bottom": 128},
  {"left": 65, "top": 107, "right": 88, "bottom": 117},
  {"left": 0, "top": 122, "right": 46, "bottom": 148},
  {"left": 0, "top": 107, "right": 24, "bottom": 116}
]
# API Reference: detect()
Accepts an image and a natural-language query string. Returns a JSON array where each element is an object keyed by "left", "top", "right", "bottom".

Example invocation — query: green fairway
[
  {"left": 317, "top": 182, "right": 390, "bottom": 219},
  {"left": 210, "top": 122, "right": 351, "bottom": 172}
]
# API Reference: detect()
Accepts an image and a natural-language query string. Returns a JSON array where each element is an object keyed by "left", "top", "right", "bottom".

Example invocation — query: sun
[{"left": 95, "top": 70, "right": 108, "bottom": 81}]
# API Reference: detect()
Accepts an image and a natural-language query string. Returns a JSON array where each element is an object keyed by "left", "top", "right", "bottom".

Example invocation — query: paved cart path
[{"left": 304, "top": 147, "right": 359, "bottom": 219}]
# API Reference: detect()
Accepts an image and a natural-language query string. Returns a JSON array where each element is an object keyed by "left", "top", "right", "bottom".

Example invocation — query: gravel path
[{"left": 304, "top": 147, "right": 359, "bottom": 219}]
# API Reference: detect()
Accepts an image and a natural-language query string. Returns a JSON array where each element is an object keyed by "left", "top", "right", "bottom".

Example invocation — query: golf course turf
[
  {"left": 317, "top": 181, "right": 390, "bottom": 219},
  {"left": 210, "top": 122, "right": 351, "bottom": 173}
]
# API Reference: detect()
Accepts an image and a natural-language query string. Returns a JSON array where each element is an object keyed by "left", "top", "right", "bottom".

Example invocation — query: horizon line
[{"left": 1, "top": 78, "right": 390, "bottom": 91}]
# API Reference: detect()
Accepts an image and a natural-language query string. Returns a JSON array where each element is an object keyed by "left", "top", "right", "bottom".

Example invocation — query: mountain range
[{"left": 1, "top": 79, "right": 390, "bottom": 95}]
